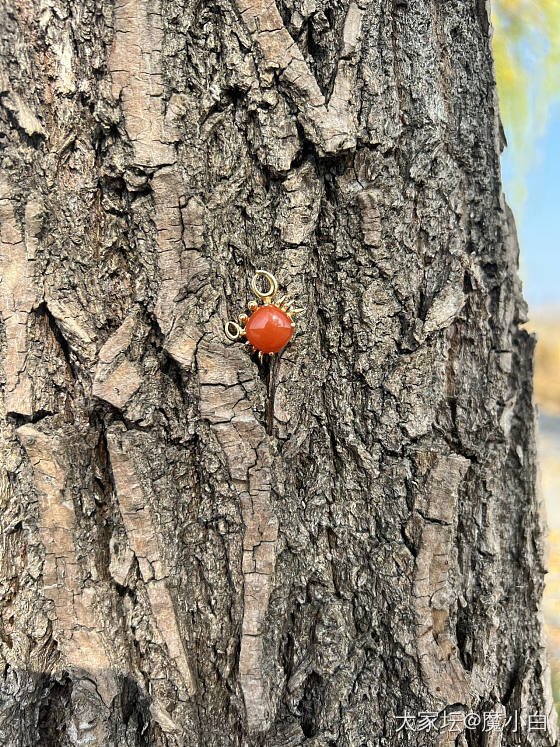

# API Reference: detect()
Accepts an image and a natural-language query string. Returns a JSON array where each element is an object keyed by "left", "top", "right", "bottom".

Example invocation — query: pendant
[{"left": 225, "top": 270, "right": 304, "bottom": 362}]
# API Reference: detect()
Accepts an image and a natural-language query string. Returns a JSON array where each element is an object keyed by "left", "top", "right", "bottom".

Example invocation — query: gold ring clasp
[
  {"left": 251, "top": 270, "right": 278, "bottom": 303},
  {"left": 224, "top": 320, "right": 244, "bottom": 340}
]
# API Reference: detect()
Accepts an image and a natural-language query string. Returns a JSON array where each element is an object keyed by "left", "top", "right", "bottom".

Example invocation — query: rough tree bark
[{"left": 0, "top": 0, "right": 557, "bottom": 744}]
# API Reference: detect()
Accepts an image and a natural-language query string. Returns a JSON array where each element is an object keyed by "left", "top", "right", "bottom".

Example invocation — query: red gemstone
[{"left": 245, "top": 305, "right": 294, "bottom": 354}]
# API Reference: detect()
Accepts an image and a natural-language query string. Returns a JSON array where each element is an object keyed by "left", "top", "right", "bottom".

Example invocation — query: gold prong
[
  {"left": 248, "top": 300, "right": 258, "bottom": 312},
  {"left": 290, "top": 322, "right": 295, "bottom": 327},
  {"left": 238, "top": 313, "right": 248, "bottom": 325},
  {"left": 269, "top": 352, "right": 274, "bottom": 357},
  {"left": 287, "top": 307, "right": 305, "bottom": 315},
  {"left": 276, "top": 295, "right": 287, "bottom": 307}
]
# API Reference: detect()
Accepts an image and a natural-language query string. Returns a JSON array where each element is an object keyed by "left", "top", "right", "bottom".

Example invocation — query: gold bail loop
[{"left": 251, "top": 270, "right": 278, "bottom": 303}]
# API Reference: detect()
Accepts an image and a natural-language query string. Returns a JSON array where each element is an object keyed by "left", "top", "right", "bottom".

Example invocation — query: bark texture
[{"left": 0, "top": 0, "right": 557, "bottom": 744}]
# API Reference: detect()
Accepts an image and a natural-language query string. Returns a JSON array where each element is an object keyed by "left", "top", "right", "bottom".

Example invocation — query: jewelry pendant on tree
[{"left": 225, "top": 270, "right": 304, "bottom": 363}]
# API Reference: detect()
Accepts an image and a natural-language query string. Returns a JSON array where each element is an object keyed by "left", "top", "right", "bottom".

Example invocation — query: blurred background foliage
[
  {"left": 492, "top": 0, "right": 560, "bottom": 713},
  {"left": 492, "top": 0, "right": 560, "bottom": 413},
  {"left": 493, "top": 0, "right": 560, "bottom": 207}
]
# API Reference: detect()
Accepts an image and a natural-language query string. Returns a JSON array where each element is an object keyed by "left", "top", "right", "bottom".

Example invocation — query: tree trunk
[{"left": 0, "top": 0, "right": 556, "bottom": 744}]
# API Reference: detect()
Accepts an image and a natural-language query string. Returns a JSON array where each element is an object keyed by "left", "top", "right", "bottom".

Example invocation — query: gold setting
[{"left": 224, "top": 270, "right": 304, "bottom": 362}]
